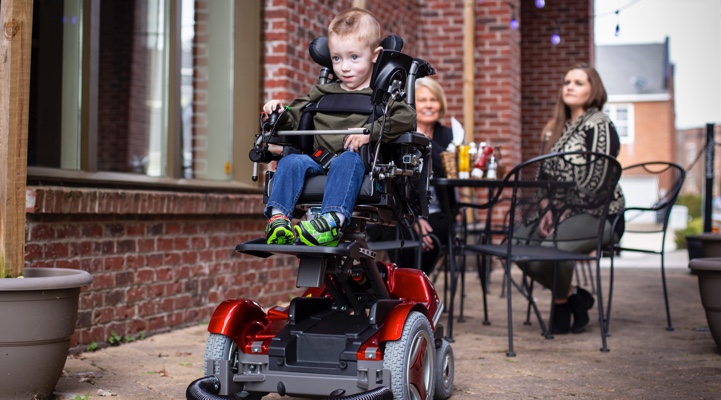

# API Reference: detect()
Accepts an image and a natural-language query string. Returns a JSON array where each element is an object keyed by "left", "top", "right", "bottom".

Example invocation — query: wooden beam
[
  {"left": 463, "top": 0, "right": 475, "bottom": 144},
  {"left": 0, "top": 0, "right": 33, "bottom": 278}
]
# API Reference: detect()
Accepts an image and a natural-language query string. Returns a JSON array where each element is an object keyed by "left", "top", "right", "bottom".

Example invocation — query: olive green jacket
[{"left": 277, "top": 82, "right": 416, "bottom": 154}]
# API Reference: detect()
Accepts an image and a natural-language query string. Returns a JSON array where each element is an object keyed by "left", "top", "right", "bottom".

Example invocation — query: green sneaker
[
  {"left": 266, "top": 215, "right": 295, "bottom": 244},
  {"left": 294, "top": 213, "right": 343, "bottom": 247}
]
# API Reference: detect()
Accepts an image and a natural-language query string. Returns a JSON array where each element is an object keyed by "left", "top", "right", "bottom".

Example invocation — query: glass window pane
[
  {"left": 189, "top": 0, "right": 234, "bottom": 181},
  {"left": 616, "top": 107, "right": 628, "bottom": 121},
  {"left": 181, "top": 0, "right": 195, "bottom": 179},
  {"left": 29, "top": 0, "right": 83, "bottom": 169},
  {"left": 97, "top": 0, "right": 168, "bottom": 176},
  {"left": 617, "top": 125, "right": 628, "bottom": 138}
]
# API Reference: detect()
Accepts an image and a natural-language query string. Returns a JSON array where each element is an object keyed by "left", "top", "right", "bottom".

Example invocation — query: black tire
[
  {"left": 204, "top": 334, "right": 264, "bottom": 400},
  {"left": 434, "top": 339, "right": 455, "bottom": 400},
  {"left": 383, "top": 311, "right": 435, "bottom": 400}
]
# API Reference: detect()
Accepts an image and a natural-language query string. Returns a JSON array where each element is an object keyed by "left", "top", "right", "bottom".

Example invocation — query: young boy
[{"left": 262, "top": 8, "right": 415, "bottom": 246}]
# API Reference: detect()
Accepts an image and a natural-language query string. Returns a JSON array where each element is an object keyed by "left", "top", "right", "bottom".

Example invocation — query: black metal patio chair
[
  {"left": 605, "top": 161, "right": 686, "bottom": 332},
  {"left": 462, "top": 151, "right": 623, "bottom": 356}
]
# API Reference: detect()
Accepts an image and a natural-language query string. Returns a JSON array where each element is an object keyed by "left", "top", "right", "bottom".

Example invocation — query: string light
[
  {"left": 551, "top": 28, "right": 561, "bottom": 45},
  {"left": 510, "top": 6, "right": 519, "bottom": 30},
  {"left": 595, "top": 0, "right": 643, "bottom": 38},
  {"left": 614, "top": 10, "right": 620, "bottom": 37},
  {"left": 535, "top": 0, "right": 545, "bottom": 9}
]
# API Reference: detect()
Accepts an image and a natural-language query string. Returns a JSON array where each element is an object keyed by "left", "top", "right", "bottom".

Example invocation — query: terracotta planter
[
  {"left": 688, "top": 258, "right": 721, "bottom": 352},
  {"left": 0, "top": 268, "right": 93, "bottom": 399}
]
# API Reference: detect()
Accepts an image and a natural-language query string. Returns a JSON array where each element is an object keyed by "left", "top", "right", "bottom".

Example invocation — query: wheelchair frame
[{"left": 187, "top": 36, "right": 454, "bottom": 400}]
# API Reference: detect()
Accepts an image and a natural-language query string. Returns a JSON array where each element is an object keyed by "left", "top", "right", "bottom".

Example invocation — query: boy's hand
[
  {"left": 343, "top": 130, "right": 369, "bottom": 152},
  {"left": 268, "top": 144, "right": 284, "bottom": 155},
  {"left": 263, "top": 100, "right": 284, "bottom": 117}
]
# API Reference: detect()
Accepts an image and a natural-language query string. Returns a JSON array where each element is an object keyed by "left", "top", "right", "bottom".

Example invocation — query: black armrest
[{"left": 390, "top": 132, "right": 431, "bottom": 147}]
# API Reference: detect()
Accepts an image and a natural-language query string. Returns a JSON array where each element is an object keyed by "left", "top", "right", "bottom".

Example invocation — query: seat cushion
[{"left": 267, "top": 174, "right": 383, "bottom": 204}]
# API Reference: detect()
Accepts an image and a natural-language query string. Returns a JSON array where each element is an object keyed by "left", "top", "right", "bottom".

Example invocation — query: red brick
[
  {"left": 92, "top": 307, "right": 116, "bottom": 325},
  {"left": 43, "top": 242, "right": 69, "bottom": 258}
]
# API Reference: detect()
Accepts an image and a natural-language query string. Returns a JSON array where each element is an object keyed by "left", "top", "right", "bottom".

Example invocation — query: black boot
[
  {"left": 551, "top": 302, "right": 571, "bottom": 335},
  {"left": 569, "top": 287, "right": 595, "bottom": 334}
]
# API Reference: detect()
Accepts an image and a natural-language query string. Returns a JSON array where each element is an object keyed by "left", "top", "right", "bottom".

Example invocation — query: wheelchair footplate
[{"left": 235, "top": 237, "right": 362, "bottom": 259}]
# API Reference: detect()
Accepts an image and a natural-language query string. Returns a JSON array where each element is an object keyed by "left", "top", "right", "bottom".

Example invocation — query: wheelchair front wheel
[
  {"left": 204, "top": 334, "right": 264, "bottom": 400},
  {"left": 205, "top": 333, "right": 239, "bottom": 376},
  {"left": 434, "top": 339, "right": 455, "bottom": 400}
]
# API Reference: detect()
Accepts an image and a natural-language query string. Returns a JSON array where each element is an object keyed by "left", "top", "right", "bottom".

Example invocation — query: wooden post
[
  {"left": 462, "top": 0, "right": 475, "bottom": 144},
  {"left": 0, "top": 0, "right": 33, "bottom": 278}
]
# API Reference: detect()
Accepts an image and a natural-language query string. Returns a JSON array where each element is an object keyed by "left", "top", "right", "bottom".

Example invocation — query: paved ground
[{"left": 55, "top": 249, "right": 721, "bottom": 400}]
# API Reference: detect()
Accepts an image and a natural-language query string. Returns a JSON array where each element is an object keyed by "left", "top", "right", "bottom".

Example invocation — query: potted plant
[
  {"left": 0, "top": 268, "right": 93, "bottom": 399},
  {"left": 688, "top": 257, "right": 721, "bottom": 352},
  {"left": 1, "top": 2, "right": 93, "bottom": 398},
  {"left": 685, "top": 231, "right": 721, "bottom": 260}
]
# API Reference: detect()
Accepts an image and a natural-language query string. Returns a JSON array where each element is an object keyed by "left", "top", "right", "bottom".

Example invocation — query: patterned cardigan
[{"left": 541, "top": 107, "right": 625, "bottom": 218}]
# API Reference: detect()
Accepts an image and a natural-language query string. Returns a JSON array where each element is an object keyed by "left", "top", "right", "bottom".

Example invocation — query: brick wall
[
  {"left": 474, "top": 0, "right": 522, "bottom": 167},
  {"left": 617, "top": 101, "right": 675, "bottom": 167},
  {"left": 520, "top": 0, "right": 594, "bottom": 161},
  {"left": 25, "top": 187, "right": 300, "bottom": 350},
  {"left": 412, "top": 1, "right": 522, "bottom": 168},
  {"left": 262, "top": 0, "right": 420, "bottom": 105},
  {"left": 414, "top": 0, "right": 593, "bottom": 220}
]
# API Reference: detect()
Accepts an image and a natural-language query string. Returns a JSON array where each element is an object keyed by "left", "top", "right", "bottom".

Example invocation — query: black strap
[{"left": 300, "top": 93, "right": 384, "bottom": 125}]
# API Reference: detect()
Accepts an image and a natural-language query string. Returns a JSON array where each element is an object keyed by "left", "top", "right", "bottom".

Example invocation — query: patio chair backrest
[{"left": 502, "top": 151, "right": 623, "bottom": 252}]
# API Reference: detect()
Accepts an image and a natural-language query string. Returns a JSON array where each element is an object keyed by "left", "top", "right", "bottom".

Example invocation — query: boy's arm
[
  {"left": 265, "top": 94, "right": 312, "bottom": 131},
  {"left": 364, "top": 100, "right": 416, "bottom": 143}
]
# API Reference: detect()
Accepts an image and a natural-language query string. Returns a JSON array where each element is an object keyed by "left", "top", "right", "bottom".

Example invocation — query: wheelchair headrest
[
  {"left": 380, "top": 35, "right": 404, "bottom": 53},
  {"left": 369, "top": 50, "right": 413, "bottom": 105},
  {"left": 309, "top": 35, "right": 404, "bottom": 73}
]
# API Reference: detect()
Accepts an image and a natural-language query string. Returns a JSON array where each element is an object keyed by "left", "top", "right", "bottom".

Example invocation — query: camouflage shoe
[
  {"left": 294, "top": 212, "right": 343, "bottom": 247},
  {"left": 266, "top": 215, "right": 295, "bottom": 244}
]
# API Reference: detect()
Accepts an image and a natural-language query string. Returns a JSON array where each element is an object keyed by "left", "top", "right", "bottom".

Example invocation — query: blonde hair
[
  {"left": 328, "top": 8, "right": 381, "bottom": 50},
  {"left": 415, "top": 77, "right": 448, "bottom": 119}
]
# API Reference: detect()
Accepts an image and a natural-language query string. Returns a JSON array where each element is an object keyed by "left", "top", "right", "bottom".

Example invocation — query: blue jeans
[{"left": 264, "top": 151, "right": 365, "bottom": 223}]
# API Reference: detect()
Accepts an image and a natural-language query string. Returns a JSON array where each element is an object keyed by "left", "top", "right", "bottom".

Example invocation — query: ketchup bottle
[{"left": 474, "top": 142, "right": 494, "bottom": 171}]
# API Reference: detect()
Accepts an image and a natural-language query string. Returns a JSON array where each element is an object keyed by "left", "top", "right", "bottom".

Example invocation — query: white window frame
[{"left": 603, "top": 103, "right": 635, "bottom": 144}]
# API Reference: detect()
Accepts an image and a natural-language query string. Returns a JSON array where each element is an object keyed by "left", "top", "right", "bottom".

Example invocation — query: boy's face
[{"left": 328, "top": 35, "right": 381, "bottom": 91}]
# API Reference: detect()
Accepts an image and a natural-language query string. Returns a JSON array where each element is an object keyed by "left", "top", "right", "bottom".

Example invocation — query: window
[
  {"left": 603, "top": 103, "right": 634, "bottom": 144},
  {"left": 28, "top": 0, "right": 260, "bottom": 186}
]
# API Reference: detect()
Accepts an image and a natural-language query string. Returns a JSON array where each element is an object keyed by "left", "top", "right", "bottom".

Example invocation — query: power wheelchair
[{"left": 186, "top": 36, "right": 455, "bottom": 400}]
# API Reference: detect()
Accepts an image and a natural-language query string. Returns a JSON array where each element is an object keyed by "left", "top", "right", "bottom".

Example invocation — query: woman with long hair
[{"left": 523, "top": 64, "right": 626, "bottom": 334}]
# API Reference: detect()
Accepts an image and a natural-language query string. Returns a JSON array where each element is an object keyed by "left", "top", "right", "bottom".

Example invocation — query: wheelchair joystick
[
  {"left": 263, "top": 104, "right": 282, "bottom": 132},
  {"left": 250, "top": 105, "right": 284, "bottom": 181}
]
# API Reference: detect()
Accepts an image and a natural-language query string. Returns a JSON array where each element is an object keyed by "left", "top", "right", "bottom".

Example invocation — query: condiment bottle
[
  {"left": 486, "top": 155, "right": 498, "bottom": 180},
  {"left": 475, "top": 142, "right": 493, "bottom": 171},
  {"left": 458, "top": 144, "right": 470, "bottom": 179},
  {"left": 468, "top": 142, "right": 478, "bottom": 167}
]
